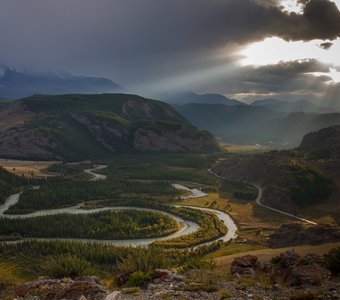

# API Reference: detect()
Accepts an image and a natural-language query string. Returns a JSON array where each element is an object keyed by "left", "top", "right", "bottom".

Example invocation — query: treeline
[
  {"left": 3, "top": 198, "right": 229, "bottom": 249},
  {"left": 219, "top": 180, "right": 258, "bottom": 202},
  {"left": 289, "top": 162, "right": 333, "bottom": 206},
  {"left": 0, "top": 240, "right": 186, "bottom": 275},
  {"left": 0, "top": 210, "right": 178, "bottom": 240},
  {"left": 0, "top": 166, "right": 27, "bottom": 204},
  {"left": 96, "top": 201, "right": 228, "bottom": 248},
  {"left": 103, "top": 154, "right": 217, "bottom": 184},
  {"left": 0, "top": 239, "right": 225, "bottom": 280},
  {"left": 155, "top": 207, "right": 227, "bottom": 248},
  {"left": 46, "top": 162, "right": 93, "bottom": 180},
  {"left": 6, "top": 179, "right": 179, "bottom": 214}
]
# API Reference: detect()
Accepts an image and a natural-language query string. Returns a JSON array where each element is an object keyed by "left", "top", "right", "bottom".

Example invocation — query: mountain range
[
  {"left": 175, "top": 103, "right": 340, "bottom": 147},
  {"left": 0, "top": 66, "right": 122, "bottom": 99},
  {"left": 162, "top": 91, "right": 245, "bottom": 106},
  {"left": 250, "top": 98, "right": 334, "bottom": 113}
]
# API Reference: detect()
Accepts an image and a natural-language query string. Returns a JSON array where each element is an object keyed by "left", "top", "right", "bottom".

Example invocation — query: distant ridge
[
  {"left": 163, "top": 91, "right": 245, "bottom": 106},
  {"left": 175, "top": 103, "right": 340, "bottom": 147},
  {"left": 0, "top": 66, "right": 122, "bottom": 99},
  {"left": 251, "top": 98, "right": 333, "bottom": 113}
]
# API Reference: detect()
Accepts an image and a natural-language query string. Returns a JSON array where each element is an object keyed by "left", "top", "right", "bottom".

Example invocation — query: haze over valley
[{"left": 0, "top": 1, "right": 340, "bottom": 299}]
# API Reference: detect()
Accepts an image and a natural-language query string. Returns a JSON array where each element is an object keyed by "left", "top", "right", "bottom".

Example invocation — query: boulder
[
  {"left": 288, "top": 264, "right": 331, "bottom": 286},
  {"left": 278, "top": 250, "right": 300, "bottom": 268},
  {"left": 231, "top": 255, "right": 260, "bottom": 274},
  {"left": 116, "top": 272, "right": 132, "bottom": 287},
  {"left": 152, "top": 269, "right": 184, "bottom": 283},
  {"left": 55, "top": 280, "right": 108, "bottom": 299}
]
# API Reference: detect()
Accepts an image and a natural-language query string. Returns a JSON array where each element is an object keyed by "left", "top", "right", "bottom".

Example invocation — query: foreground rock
[
  {"left": 3, "top": 250, "right": 340, "bottom": 299},
  {"left": 230, "top": 255, "right": 260, "bottom": 275},
  {"left": 4, "top": 276, "right": 120, "bottom": 300}
]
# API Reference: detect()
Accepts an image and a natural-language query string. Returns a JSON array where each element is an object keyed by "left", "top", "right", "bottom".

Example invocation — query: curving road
[{"left": 208, "top": 168, "right": 317, "bottom": 225}]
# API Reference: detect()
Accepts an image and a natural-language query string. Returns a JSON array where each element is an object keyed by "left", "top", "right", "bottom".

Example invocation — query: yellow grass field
[
  {"left": 223, "top": 144, "right": 269, "bottom": 153},
  {"left": 0, "top": 159, "right": 57, "bottom": 178},
  {"left": 214, "top": 242, "right": 340, "bottom": 267},
  {"left": 180, "top": 192, "right": 293, "bottom": 228}
]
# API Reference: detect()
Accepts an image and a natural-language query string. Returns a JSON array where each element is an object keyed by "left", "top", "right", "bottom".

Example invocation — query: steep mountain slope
[
  {"left": 174, "top": 103, "right": 340, "bottom": 147},
  {"left": 164, "top": 91, "right": 245, "bottom": 105},
  {"left": 251, "top": 98, "right": 333, "bottom": 113},
  {"left": 256, "top": 112, "right": 340, "bottom": 146},
  {"left": 174, "top": 103, "right": 285, "bottom": 143},
  {"left": 0, "top": 66, "right": 122, "bottom": 99},
  {"left": 0, "top": 94, "right": 219, "bottom": 161}
]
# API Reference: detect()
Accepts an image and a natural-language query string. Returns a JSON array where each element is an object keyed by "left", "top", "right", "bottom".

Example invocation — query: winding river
[{"left": 0, "top": 166, "right": 238, "bottom": 248}]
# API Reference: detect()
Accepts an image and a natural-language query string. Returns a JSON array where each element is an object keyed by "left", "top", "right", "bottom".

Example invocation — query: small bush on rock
[{"left": 126, "top": 271, "right": 152, "bottom": 287}]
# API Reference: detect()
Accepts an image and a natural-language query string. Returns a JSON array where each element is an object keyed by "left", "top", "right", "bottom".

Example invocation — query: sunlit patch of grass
[
  {"left": 0, "top": 159, "right": 57, "bottom": 178},
  {"left": 179, "top": 192, "right": 231, "bottom": 212},
  {"left": 203, "top": 243, "right": 265, "bottom": 260},
  {"left": 0, "top": 262, "right": 25, "bottom": 290},
  {"left": 223, "top": 144, "right": 269, "bottom": 154}
]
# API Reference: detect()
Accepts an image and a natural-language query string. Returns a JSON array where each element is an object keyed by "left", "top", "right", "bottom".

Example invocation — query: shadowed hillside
[{"left": 0, "top": 94, "right": 220, "bottom": 161}]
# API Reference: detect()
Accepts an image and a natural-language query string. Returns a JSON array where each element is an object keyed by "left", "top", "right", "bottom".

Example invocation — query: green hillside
[{"left": 0, "top": 94, "right": 219, "bottom": 161}]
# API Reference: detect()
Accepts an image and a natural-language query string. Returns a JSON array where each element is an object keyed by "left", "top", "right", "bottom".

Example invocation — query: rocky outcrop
[
  {"left": 230, "top": 255, "right": 260, "bottom": 275},
  {"left": 0, "top": 127, "right": 58, "bottom": 160}
]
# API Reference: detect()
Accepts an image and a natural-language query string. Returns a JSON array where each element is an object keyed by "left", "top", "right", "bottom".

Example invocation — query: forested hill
[
  {"left": 0, "top": 94, "right": 219, "bottom": 161},
  {"left": 299, "top": 125, "right": 340, "bottom": 158},
  {"left": 212, "top": 127, "right": 340, "bottom": 211}
]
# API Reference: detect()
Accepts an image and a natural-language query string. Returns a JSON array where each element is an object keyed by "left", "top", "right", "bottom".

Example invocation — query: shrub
[
  {"left": 325, "top": 247, "right": 340, "bottom": 275},
  {"left": 179, "top": 255, "right": 216, "bottom": 273},
  {"left": 184, "top": 283, "right": 218, "bottom": 292},
  {"left": 121, "top": 287, "right": 140, "bottom": 294},
  {"left": 0, "top": 265, "right": 20, "bottom": 292},
  {"left": 289, "top": 291, "right": 320, "bottom": 300},
  {"left": 39, "top": 254, "right": 93, "bottom": 278},
  {"left": 126, "top": 271, "right": 152, "bottom": 287},
  {"left": 116, "top": 246, "right": 173, "bottom": 274}
]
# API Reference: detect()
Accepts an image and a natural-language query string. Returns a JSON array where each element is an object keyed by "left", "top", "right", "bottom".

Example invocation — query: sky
[{"left": 0, "top": 0, "right": 340, "bottom": 105}]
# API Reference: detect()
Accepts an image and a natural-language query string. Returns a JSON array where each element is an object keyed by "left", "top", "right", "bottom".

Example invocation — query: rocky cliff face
[{"left": 0, "top": 94, "right": 219, "bottom": 161}]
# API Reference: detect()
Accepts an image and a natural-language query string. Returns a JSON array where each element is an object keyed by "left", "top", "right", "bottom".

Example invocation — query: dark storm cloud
[
  {"left": 209, "top": 59, "right": 333, "bottom": 96},
  {"left": 0, "top": 0, "right": 340, "bottom": 88}
]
